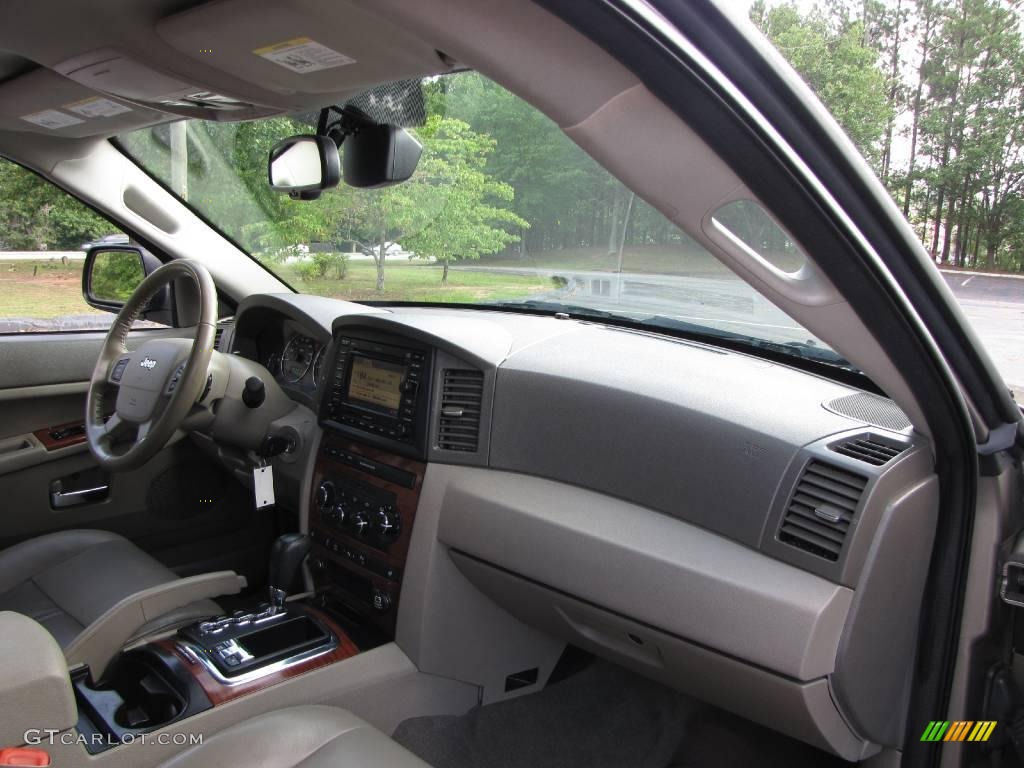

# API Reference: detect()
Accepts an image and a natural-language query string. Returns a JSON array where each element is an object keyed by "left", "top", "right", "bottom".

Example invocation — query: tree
[
  {"left": 402, "top": 116, "right": 528, "bottom": 284},
  {"left": 0, "top": 159, "right": 113, "bottom": 250},
  {"left": 752, "top": 3, "right": 893, "bottom": 167}
]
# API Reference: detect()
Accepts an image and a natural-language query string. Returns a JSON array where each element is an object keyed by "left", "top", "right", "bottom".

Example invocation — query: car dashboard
[{"left": 216, "top": 291, "right": 936, "bottom": 762}]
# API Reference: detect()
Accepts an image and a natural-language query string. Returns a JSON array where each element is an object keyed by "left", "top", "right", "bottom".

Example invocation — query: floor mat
[
  {"left": 667, "top": 707, "right": 854, "bottom": 768},
  {"left": 392, "top": 661, "right": 697, "bottom": 768}
]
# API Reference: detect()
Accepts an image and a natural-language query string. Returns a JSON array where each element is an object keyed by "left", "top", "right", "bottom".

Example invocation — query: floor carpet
[
  {"left": 394, "top": 660, "right": 854, "bottom": 768},
  {"left": 393, "top": 661, "right": 696, "bottom": 768}
]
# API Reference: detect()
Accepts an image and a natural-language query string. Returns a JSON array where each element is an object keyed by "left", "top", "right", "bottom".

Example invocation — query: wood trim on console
[
  {"left": 154, "top": 607, "right": 359, "bottom": 707},
  {"left": 308, "top": 434, "right": 427, "bottom": 637}
]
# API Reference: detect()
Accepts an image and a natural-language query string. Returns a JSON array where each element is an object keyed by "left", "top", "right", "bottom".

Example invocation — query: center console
[{"left": 310, "top": 330, "right": 432, "bottom": 638}]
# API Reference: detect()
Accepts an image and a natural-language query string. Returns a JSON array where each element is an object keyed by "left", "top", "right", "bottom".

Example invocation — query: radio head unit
[{"left": 321, "top": 333, "right": 431, "bottom": 458}]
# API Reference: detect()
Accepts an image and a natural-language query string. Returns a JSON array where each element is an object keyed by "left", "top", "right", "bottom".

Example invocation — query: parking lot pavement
[
  {"left": 940, "top": 270, "right": 1024, "bottom": 397},
  {"left": 459, "top": 263, "right": 1024, "bottom": 397}
]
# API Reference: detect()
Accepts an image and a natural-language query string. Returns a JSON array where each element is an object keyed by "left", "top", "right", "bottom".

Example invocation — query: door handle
[{"left": 50, "top": 483, "right": 109, "bottom": 509}]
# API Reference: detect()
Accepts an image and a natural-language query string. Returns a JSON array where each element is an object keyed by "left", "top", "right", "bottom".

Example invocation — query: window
[
  {"left": 711, "top": 200, "right": 806, "bottom": 274},
  {"left": 0, "top": 158, "right": 134, "bottom": 333},
  {"left": 751, "top": 1, "right": 1024, "bottom": 395},
  {"left": 117, "top": 72, "right": 853, "bottom": 373}
]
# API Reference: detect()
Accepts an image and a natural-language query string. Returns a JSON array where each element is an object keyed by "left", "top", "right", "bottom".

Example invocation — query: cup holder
[
  {"left": 91, "top": 655, "right": 187, "bottom": 731},
  {"left": 73, "top": 647, "right": 214, "bottom": 754},
  {"left": 113, "top": 690, "right": 183, "bottom": 730}
]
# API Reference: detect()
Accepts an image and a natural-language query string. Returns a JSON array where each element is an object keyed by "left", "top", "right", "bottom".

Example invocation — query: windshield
[{"left": 117, "top": 72, "right": 852, "bottom": 372}]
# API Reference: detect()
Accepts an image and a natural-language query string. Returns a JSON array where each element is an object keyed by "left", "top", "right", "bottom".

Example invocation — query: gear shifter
[{"left": 267, "top": 533, "right": 310, "bottom": 612}]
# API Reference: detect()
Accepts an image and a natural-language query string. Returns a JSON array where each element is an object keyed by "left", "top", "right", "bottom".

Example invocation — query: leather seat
[
  {"left": 159, "top": 706, "right": 431, "bottom": 768},
  {"left": 0, "top": 529, "right": 219, "bottom": 648}
]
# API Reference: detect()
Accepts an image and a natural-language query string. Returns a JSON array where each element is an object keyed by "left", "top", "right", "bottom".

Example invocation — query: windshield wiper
[{"left": 489, "top": 300, "right": 623, "bottom": 320}]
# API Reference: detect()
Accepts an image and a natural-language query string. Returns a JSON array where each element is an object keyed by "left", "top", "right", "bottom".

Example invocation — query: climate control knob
[
  {"left": 349, "top": 510, "right": 370, "bottom": 538},
  {"left": 374, "top": 507, "right": 400, "bottom": 543},
  {"left": 316, "top": 481, "right": 335, "bottom": 510},
  {"left": 330, "top": 503, "right": 348, "bottom": 528}
]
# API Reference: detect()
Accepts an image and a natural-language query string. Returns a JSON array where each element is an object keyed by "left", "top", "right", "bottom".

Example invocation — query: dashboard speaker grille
[
  {"left": 778, "top": 461, "right": 867, "bottom": 562},
  {"left": 824, "top": 392, "right": 911, "bottom": 432},
  {"left": 829, "top": 435, "right": 906, "bottom": 466},
  {"left": 438, "top": 369, "right": 484, "bottom": 452}
]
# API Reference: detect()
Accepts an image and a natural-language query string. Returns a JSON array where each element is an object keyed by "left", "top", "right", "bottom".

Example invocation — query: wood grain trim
[
  {"left": 154, "top": 607, "right": 359, "bottom": 706},
  {"left": 33, "top": 419, "right": 88, "bottom": 451},
  {"left": 309, "top": 436, "right": 426, "bottom": 637}
]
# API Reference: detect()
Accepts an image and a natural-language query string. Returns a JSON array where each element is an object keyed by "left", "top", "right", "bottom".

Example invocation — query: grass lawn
[
  {"left": 275, "top": 260, "right": 552, "bottom": 303},
  {"left": 0, "top": 259, "right": 105, "bottom": 319},
  {"left": 0, "top": 258, "right": 553, "bottom": 320}
]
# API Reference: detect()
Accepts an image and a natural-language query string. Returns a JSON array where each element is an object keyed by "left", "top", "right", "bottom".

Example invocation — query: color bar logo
[{"left": 920, "top": 721, "right": 997, "bottom": 742}]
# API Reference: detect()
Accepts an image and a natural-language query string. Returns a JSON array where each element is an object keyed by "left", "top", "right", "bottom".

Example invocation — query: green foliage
[
  {"left": 296, "top": 251, "right": 348, "bottom": 282},
  {"left": 753, "top": 2, "right": 892, "bottom": 166},
  {"left": 753, "top": 0, "right": 1024, "bottom": 273},
  {"left": 89, "top": 251, "right": 144, "bottom": 301},
  {"left": 0, "top": 159, "right": 114, "bottom": 250},
  {"left": 401, "top": 116, "right": 528, "bottom": 281}
]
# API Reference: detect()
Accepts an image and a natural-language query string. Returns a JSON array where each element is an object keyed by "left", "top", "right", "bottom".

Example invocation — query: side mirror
[
  {"left": 84, "top": 246, "right": 146, "bottom": 306},
  {"left": 83, "top": 245, "right": 175, "bottom": 325},
  {"left": 268, "top": 135, "right": 341, "bottom": 199},
  {"left": 343, "top": 124, "right": 422, "bottom": 189}
]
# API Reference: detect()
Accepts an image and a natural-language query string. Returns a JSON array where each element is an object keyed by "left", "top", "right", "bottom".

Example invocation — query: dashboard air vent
[
  {"left": 830, "top": 436, "right": 906, "bottom": 466},
  {"left": 437, "top": 369, "right": 484, "bottom": 452},
  {"left": 779, "top": 461, "right": 867, "bottom": 562},
  {"left": 214, "top": 319, "right": 233, "bottom": 352}
]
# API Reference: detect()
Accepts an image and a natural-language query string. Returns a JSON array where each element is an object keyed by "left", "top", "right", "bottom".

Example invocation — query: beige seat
[
  {"left": 159, "top": 706, "right": 431, "bottom": 768},
  {"left": 0, "top": 529, "right": 219, "bottom": 648}
]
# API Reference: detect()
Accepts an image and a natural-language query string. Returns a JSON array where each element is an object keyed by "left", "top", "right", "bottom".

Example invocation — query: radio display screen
[{"left": 346, "top": 355, "right": 406, "bottom": 414}]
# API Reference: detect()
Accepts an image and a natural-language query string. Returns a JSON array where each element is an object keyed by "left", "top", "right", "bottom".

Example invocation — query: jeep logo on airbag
[{"left": 139, "top": 357, "right": 158, "bottom": 370}]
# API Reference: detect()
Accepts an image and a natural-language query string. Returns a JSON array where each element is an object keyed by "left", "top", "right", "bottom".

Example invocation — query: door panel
[{"left": 0, "top": 328, "right": 273, "bottom": 586}]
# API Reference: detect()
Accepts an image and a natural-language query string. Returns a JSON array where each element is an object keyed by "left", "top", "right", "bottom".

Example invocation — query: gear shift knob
[{"left": 268, "top": 533, "right": 310, "bottom": 610}]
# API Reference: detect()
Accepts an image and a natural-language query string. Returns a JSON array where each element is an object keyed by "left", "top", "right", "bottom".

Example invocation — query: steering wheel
[{"left": 86, "top": 260, "right": 217, "bottom": 471}]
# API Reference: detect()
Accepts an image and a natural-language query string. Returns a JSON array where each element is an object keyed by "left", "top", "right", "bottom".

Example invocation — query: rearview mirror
[
  {"left": 343, "top": 124, "right": 422, "bottom": 189},
  {"left": 268, "top": 135, "right": 341, "bottom": 198}
]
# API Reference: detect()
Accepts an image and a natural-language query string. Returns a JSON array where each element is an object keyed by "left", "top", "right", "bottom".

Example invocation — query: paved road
[
  {"left": 939, "top": 270, "right": 1024, "bottom": 394},
  {"left": 457, "top": 264, "right": 1024, "bottom": 394}
]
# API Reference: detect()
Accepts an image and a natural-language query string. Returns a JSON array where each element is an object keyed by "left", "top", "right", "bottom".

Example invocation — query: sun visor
[
  {"left": 156, "top": 0, "right": 451, "bottom": 99},
  {"left": 54, "top": 48, "right": 280, "bottom": 121},
  {"left": 0, "top": 68, "right": 167, "bottom": 137}
]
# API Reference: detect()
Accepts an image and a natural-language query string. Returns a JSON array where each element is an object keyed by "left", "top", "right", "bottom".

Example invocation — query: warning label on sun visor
[
  {"left": 65, "top": 97, "right": 132, "bottom": 118},
  {"left": 20, "top": 109, "right": 84, "bottom": 129},
  {"left": 253, "top": 37, "right": 356, "bottom": 73}
]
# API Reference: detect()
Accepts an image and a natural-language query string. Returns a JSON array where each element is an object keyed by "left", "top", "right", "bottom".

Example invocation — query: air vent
[
  {"left": 779, "top": 461, "right": 867, "bottom": 562},
  {"left": 437, "top": 369, "right": 484, "bottom": 452},
  {"left": 830, "top": 435, "right": 906, "bottom": 466},
  {"left": 214, "top": 320, "right": 233, "bottom": 352}
]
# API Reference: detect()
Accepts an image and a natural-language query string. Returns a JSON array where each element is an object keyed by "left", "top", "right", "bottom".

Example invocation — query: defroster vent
[
  {"left": 778, "top": 461, "right": 867, "bottom": 562},
  {"left": 830, "top": 435, "right": 906, "bottom": 466},
  {"left": 437, "top": 369, "right": 484, "bottom": 452}
]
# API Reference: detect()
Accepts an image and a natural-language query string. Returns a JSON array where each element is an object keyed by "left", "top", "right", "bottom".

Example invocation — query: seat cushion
[
  {"left": 0, "top": 529, "right": 218, "bottom": 647},
  {"left": 159, "top": 706, "right": 432, "bottom": 768}
]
